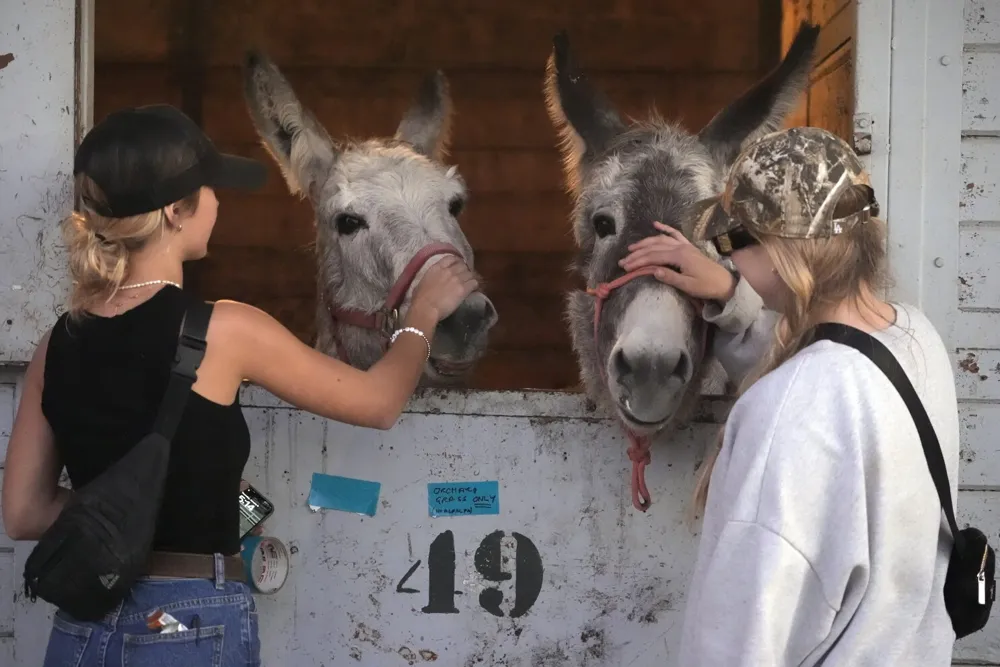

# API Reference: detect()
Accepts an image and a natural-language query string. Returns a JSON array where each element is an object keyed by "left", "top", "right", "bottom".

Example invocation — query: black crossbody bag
[
  {"left": 23, "top": 300, "right": 214, "bottom": 621},
  {"left": 812, "top": 322, "right": 995, "bottom": 638}
]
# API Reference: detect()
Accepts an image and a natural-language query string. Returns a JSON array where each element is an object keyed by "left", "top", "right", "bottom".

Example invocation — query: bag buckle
[{"left": 172, "top": 334, "right": 207, "bottom": 382}]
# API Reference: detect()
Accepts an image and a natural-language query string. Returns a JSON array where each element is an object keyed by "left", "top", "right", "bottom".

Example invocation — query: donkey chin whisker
[{"left": 428, "top": 357, "right": 475, "bottom": 378}]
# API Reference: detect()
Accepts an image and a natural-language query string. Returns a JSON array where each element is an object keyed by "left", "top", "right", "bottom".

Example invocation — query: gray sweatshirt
[{"left": 678, "top": 277, "right": 960, "bottom": 666}]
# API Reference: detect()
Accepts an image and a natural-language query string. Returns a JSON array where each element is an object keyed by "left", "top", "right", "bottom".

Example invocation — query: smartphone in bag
[{"left": 238, "top": 484, "right": 274, "bottom": 540}]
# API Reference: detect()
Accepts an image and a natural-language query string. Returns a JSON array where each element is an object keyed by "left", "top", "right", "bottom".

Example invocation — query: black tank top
[{"left": 41, "top": 286, "right": 250, "bottom": 556}]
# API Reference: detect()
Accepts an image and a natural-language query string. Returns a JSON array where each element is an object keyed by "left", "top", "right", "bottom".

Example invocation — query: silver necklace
[{"left": 118, "top": 279, "right": 182, "bottom": 290}]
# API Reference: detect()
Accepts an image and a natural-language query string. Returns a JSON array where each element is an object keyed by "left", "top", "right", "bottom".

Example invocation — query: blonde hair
[
  {"left": 692, "top": 185, "right": 891, "bottom": 516},
  {"left": 63, "top": 173, "right": 199, "bottom": 318}
]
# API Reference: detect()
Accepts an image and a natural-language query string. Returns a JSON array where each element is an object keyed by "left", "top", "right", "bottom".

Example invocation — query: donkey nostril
[
  {"left": 673, "top": 351, "right": 690, "bottom": 380},
  {"left": 613, "top": 348, "right": 632, "bottom": 378},
  {"left": 482, "top": 299, "right": 497, "bottom": 326}
]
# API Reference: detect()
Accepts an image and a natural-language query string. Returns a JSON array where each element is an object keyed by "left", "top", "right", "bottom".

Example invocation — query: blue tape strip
[
  {"left": 308, "top": 473, "right": 381, "bottom": 517},
  {"left": 427, "top": 481, "right": 500, "bottom": 517}
]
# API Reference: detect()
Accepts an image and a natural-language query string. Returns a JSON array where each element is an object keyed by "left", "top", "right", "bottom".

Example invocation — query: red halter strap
[
  {"left": 326, "top": 242, "right": 463, "bottom": 363},
  {"left": 586, "top": 266, "right": 709, "bottom": 512}
]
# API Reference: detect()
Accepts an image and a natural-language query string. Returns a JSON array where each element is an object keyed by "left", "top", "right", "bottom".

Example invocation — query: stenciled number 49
[{"left": 395, "top": 529, "right": 543, "bottom": 618}]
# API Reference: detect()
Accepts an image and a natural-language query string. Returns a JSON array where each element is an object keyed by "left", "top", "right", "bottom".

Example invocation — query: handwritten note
[{"left": 427, "top": 481, "right": 500, "bottom": 517}]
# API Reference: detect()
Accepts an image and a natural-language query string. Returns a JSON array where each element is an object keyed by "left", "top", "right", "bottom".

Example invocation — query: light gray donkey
[
  {"left": 242, "top": 52, "right": 497, "bottom": 385},
  {"left": 545, "top": 23, "right": 820, "bottom": 437}
]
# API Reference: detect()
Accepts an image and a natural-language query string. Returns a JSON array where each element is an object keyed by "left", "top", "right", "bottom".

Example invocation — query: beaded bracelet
[{"left": 390, "top": 326, "right": 431, "bottom": 361}]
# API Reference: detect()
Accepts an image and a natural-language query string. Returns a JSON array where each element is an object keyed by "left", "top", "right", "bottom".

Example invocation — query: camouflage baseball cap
[{"left": 692, "top": 126, "right": 879, "bottom": 247}]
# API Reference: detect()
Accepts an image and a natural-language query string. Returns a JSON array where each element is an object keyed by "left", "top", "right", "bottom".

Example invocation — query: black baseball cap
[{"left": 74, "top": 104, "right": 267, "bottom": 218}]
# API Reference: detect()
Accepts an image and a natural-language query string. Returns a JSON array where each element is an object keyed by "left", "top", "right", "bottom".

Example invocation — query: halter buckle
[{"left": 375, "top": 308, "right": 399, "bottom": 336}]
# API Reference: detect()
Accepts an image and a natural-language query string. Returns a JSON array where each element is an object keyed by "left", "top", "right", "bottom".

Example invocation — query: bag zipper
[{"left": 978, "top": 542, "right": 989, "bottom": 605}]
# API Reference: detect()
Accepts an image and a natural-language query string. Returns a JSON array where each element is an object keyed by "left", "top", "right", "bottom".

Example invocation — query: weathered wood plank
[
  {"left": 808, "top": 44, "right": 854, "bottom": 143},
  {"left": 781, "top": 0, "right": 811, "bottom": 128},
  {"left": 0, "top": 383, "right": 13, "bottom": 467},
  {"left": 466, "top": 348, "right": 581, "bottom": 390},
  {"left": 195, "top": 248, "right": 316, "bottom": 298},
  {"left": 954, "top": 349, "right": 1000, "bottom": 400},
  {"left": 962, "top": 52, "right": 1000, "bottom": 133},
  {"left": 815, "top": 0, "right": 851, "bottom": 27},
  {"left": 960, "top": 137, "right": 1000, "bottom": 220},
  {"left": 0, "top": 473, "right": 12, "bottom": 549},
  {"left": 0, "top": 549, "right": 12, "bottom": 634},
  {"left": 959, "top": 402, "right": 1000, "bottom": 487},
  {"left": 953, "top": 308, "right": 1000, "bottom": 349},
  {"left": 211, "top": 192, "right": 316, "bottom": 250},
  {"left": 212, "top": 192, "right": 577, "bottom": 254},
  {"left": 475, "top": 252, "right": 581, "bottom": 297},
  {"left": 487, "top": 295, "right": 573, "bottom": 350},
  {"left": 94, "top": 64, "right": 760, "bottom": 151},
  {"left": 958, "top": 224, "right": 1000, "bottom": 310},
  {"left": 965, "top": 0, "right": 1000, "bottom": 44},
  {"left": 813, "top": 0, "right": 854, "bottom": 67},
  {"left": 953, "top": 490, "right": 1000, "bottom": 662},
  {"left": 95, "top": 2, "right": 761, "bottom": 71}
]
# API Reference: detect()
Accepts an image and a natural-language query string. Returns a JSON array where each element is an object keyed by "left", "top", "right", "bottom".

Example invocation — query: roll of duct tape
[{"left": 240, "top": 535, "right": 290, "bottom": 594}]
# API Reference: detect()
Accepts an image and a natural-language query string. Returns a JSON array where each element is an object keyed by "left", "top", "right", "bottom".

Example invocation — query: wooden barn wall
[
  {"left": 93, "top": 0, "right": 776, "bottom": 391},
  {"left": 782, "top": 0, "right": 856, "bottom": 141}
]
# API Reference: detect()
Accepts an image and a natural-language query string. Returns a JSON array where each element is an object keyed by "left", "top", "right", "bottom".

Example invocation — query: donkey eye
[
  {"left": 448, "top": 197, "right": 465, "bottom": 217},
  {"left": 334, "top": 213, "right": 367, "bottom": 236},
  {"left": 592, "top": 213, "right": 616, "bottom": 238}
]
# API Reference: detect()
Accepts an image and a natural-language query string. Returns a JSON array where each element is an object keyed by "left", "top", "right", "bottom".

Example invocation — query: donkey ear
[
  {"left": 395, "top": 70, "right": 453, "bottom": 161},
  {"left": 698, "top": 22, "right": 820, "bottom": 168},
  {"left": 544, "top": 30, "right": 626, "bottom": 194},
  {"left": 242, "top": 49, "right": 338, "bottom": 201}
]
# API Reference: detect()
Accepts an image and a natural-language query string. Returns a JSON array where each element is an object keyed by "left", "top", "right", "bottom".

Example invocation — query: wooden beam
[
  {"left": 96, "top": 4, "right": 762, "bottom": 72},
  {"left": 759, "top": 0, "right": 783, "bottom": 74},
  {"left": 167, "top": 0, "right": 212, "bottom": 292}
]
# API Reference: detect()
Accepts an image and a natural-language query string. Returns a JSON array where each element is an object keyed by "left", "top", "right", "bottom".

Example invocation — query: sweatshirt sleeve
[
  {"left": 702, "top": 273, "right": 779, "bottom": 385},
  {"left": 678, "top": 520, "right": 838, "bottom": 666},
  {"left": 681, "top": 350, "right": 874, "bottom": 667}
]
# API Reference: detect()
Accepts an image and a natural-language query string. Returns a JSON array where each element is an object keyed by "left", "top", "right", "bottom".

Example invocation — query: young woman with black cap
[
  {"left": 620, "top": 126, "right": 961, "bottom": 665},
  {"left": 2, "top": 105, "right": 478, "bottom": 666}
]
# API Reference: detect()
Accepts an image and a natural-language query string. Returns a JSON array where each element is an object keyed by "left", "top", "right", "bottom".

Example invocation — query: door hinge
[{"left": 853, "top": 113, "right": 873, "bottom": 155}]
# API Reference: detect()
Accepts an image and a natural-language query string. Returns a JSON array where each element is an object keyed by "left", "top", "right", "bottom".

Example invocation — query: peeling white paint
[
  {"left": 962, "top": 52, "right": 1000, "bottom": 133},
  {"left": 958, "top": 402, "right": 1000, "bottom": 487},
  {"left": 964, "top": 0, "right": 1000, "bottom": 44},
  {"left": 955, "top": 349, "right": 1000, "bottom": 400},
  {"left": 959, "top": 138, "right": 1000, "bottom": 219},
  {"left": 0, "top": 0, "right": 74, "bottom": 363},
  {"left": 958, "top": 225, "right": 1000, "bottom": 309}
]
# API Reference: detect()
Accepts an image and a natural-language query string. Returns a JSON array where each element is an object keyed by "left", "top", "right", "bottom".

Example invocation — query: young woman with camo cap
[{"left": 621, "top": 125, "right": 960, "bottom": 665}]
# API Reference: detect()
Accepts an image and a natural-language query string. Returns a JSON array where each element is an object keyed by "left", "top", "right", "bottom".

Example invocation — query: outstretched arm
[{"left": 208, "top": 255, "right": 478, "bottom": 430}]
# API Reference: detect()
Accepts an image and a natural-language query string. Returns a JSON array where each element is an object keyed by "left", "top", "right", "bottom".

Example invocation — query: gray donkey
[
  {"left": 243, "top": 52, "right": 497, "bottom": 385},
  {"left": 545, "top": 23, "right": 819, "bottom": 437}
]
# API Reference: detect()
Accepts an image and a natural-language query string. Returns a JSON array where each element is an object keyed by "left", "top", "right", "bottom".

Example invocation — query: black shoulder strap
[
  {"left": 151, "top": 300, "right": 214, "bottom": 440},
  {"left": 811, "top": 322, "right": 964, "bottom": 553}
]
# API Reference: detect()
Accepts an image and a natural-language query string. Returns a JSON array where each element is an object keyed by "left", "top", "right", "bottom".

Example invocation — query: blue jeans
[{"left": 41, "top": 555, "right": 260, "bottom": 667}]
